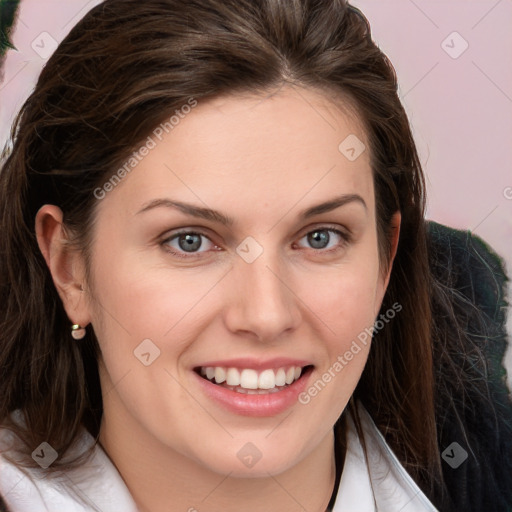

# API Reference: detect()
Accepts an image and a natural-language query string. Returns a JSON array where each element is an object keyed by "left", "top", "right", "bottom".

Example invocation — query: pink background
[{"left": 1, "top": 0, "right": 511, "bottom": 383}]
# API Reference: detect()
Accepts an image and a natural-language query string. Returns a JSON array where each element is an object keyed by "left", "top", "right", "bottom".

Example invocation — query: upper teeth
[{"left": 199, "top": 366, "right": 303, "bottom": 390}]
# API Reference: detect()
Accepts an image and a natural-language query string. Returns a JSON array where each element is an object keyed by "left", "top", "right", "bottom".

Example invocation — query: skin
[{"left": 36, "top": 85, "right": 400, "bottom": 512}]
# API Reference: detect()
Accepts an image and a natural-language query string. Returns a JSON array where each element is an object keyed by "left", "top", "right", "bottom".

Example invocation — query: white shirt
[{"left": 0, "top": 405, "right": 438, "bottom": 511}]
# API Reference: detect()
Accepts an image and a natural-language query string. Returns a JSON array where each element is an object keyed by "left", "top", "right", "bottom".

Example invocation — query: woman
[{"left": 0, "top": 1, "right": 511, "bottom": 511}]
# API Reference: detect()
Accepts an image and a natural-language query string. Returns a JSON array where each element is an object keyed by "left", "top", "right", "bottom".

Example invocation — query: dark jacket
[{"left": 427, "top": 220, "right": 512, "bottom": 511}]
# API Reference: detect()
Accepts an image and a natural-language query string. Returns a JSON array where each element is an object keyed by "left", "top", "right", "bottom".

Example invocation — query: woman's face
[{"left": 84, "top": 85, "right": 398, "bottom": 477}]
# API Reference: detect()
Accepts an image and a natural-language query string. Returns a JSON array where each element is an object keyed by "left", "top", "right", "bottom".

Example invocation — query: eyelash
[{"left": 160, "top": 226, "right": 352, "bottom": 260}]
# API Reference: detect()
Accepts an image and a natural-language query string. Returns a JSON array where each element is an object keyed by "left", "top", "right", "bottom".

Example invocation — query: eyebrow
[{"left": 136, "top": 193, "right": 367, "bottom": 226}]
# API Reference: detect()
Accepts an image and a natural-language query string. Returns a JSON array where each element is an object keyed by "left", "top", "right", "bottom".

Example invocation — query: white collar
[
  {"left": 332, "top": 404, "right": 438, "bottom": 511},
  {"left": 0, "top": 405, "right": 437, "bottom": 511}
]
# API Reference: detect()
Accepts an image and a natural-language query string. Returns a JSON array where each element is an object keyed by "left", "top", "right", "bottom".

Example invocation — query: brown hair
[{"left": 0, "top": 0, "right": 458, "bottom": 508}]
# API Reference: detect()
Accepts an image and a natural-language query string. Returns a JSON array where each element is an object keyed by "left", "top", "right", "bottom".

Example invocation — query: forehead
[{"left": 97, "top": 86, "right": 374, "bottom": 223}]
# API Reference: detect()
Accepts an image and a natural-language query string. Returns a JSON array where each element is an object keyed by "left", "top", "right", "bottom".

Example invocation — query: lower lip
[{"left": 193, "top": 367, "right": 314, "bottom": 417}]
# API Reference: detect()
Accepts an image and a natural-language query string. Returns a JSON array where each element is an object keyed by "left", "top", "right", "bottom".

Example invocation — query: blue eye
[
  {"left": 296, "top": 228, "right": 348, "bottom": 251},
  {"left": 162, "top": 231, "right": 216, "bottom": 258}
]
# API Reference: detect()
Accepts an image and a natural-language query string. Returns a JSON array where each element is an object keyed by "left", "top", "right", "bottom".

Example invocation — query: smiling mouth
[{"left": 194, "top": 365, "right": 314, "bottom": 394}]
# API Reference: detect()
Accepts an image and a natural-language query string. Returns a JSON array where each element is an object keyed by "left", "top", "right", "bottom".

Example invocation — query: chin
[{"left": 198, "top": 448, "right": 301, "bottom": 478}]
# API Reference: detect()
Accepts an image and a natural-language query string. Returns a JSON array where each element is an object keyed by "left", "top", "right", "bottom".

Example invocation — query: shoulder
[
  {"left": 0, "top": 421, "right": 58, "bottom": 512},
  {"left": 0, "top": 414, "right": 138, "bottom": 512}
]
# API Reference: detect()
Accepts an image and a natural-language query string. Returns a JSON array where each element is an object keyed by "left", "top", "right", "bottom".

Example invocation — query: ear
[
  {"left": 383, "top": 210, "right": 401, "bottom": 289},
  {"left": 35, "top": 204, "right": 92, "bottom": 328},
  {"left": 374, "top": 211, "right": 401, "bottom": 316}
]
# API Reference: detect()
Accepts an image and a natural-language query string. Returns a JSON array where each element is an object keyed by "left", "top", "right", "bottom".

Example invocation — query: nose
[{"left": 223, "top": 248, "right": 302, "bottom": 342}]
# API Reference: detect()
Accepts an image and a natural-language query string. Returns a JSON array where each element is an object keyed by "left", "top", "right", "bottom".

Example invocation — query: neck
[{"left": 98, "top": 400, "right": 339, "bottom": 512}]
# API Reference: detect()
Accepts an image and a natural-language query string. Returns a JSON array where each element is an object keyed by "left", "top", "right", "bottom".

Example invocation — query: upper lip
[{"left": 194, "top": 357, "right": 313, "bottom": 371}]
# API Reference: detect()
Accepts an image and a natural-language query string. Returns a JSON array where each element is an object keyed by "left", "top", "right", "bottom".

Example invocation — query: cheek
[
  {"left": 315, "top": 277, "right": 377, "bottom": 376},
  {"left": 89, "top": 251, "right": 214, "bottom": 423},
  {"left": 294, "top": 253, "right": 381, "bottom": 428},
  {"left": 303, "top": 247, "right": 382, "bottom": 338},
  {"left": 90, "top": 246, "right": 213, "bottom": 336},
  {"left": 88, "top": 246, "right": 234, "bottom": 411},
  {"left": 298, "top": 238, "right": 382, "bottom": 387}
]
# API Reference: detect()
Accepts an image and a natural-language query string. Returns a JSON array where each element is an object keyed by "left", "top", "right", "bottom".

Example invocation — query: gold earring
[{"left": 71, "top": 324, "right": 86, "bottom": 340}]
